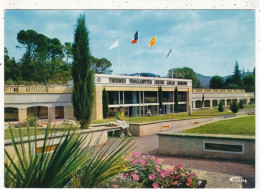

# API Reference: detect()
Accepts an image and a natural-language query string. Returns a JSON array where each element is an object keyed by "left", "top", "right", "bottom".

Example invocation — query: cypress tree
[
  {"left": 174, "top": 86, "right": 179, "bottom": 113},
  {"left": 218, "top": 101, "right": 224, "bottom": 112},
  {"left": 233, "top": 61, "right": 241, "bottom": 84},
  {"left": 202, "top": 93, "right": 205, "bottom": 108},
  {"left": 102, "top": 88, "right": 109, "bottom": 119},
  {"left": 239, "top": 99, "right": 244, "bottom": 109},
  {"left": 158, "top": 86, "right": 163, "bottom": 113},
  {"left": 71, "top": 14, "right": 94, "bottom": 129},
  {"left": 230, "top": 99, "right": 239, "bottom": 113}
]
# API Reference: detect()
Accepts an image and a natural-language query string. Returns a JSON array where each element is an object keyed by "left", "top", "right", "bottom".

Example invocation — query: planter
[{"left": 197, "top": 179, "right": 207, "bottom": 188}]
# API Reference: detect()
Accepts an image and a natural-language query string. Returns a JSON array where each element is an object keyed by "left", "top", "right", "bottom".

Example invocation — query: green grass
[
  {"left": 3, "top": 108, "right": 235, "bottom": 139},
  {"left": 92, "top": 108, "right": 233, "bottom": 124},
  {"left": 5, "top": 126, "right": 79, "bottom": 140},
  {"left": 243, "top": 104, "right": 255, "bottom": 109},
  {"left": 183, "top": 115, "right": 255, "bottom": 135}
]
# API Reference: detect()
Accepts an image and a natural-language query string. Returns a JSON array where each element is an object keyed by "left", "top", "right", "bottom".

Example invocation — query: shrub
[
  {"left": 218, "top": 101, "right": 224, "bottom": 112},
  {"left": 26, "top": 115, "right": 38, "bottom": 127},
  {"left": 239, "top": 100, "right": 244, "bottom": 109},
  {"left": 117, "top": 152, "right": 199, "bottom": 188},
  {"left": 230, "top": 99, "right": 239, "bottom": 113}
]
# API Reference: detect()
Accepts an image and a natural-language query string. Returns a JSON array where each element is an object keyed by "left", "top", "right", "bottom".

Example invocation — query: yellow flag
[{"left": 149, "top": 36, "right": 156, "bottom": 48}]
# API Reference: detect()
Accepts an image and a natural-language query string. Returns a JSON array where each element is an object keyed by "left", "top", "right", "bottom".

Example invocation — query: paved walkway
[{"left": 111, "top": 113, "right": 255, "bottom": 188}]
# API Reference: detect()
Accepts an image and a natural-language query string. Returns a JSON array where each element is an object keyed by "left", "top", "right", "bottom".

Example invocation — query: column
[
  {"left": 48, "top": 107, "right": 56, "bottom": 120},
  {"left": 192, "top": 101, "right": 196, "bottom": 109},
  {"left": 18, "top": 108, "right": 27, "bottom": 122},
  {"left": 224, "top": 100, "right": 227, "bottom": 106},
  {"left": 91, "top": 86, "right": 103, "bottom": 120},
  {"left": 209, "top": 100, "right": 213, "bottom": 107},
  {"left": 131, "top": 91, "right": 138, "bottom": 117},
  {"left": 64, "top": 106, "right": 75, "bottom": 120}
]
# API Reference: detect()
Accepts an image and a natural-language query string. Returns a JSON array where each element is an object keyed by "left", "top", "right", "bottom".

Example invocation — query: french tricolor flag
[{"left": 131, "top": 30, "right": 138, "bottom": 44}]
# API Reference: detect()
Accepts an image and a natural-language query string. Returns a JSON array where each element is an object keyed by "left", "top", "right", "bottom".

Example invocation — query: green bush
[
  {"left": 239, "top": 100, "right": 244, "bottom": 109},
  {"left": 230, "top": 99, "right": 239, "bottom": 113},
  {"left": 218, "top": 101, "right": 224, "bottom": 112},
  {"left": 26, "top": 116, "right": 38, "bottom": 127}
]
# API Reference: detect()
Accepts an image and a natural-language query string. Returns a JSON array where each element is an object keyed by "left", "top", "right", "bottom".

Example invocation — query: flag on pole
[
  {"left": 109, "top": 39, "right": 119, "bottom": 50},
  {"left": 166, "top": 49, "right": 172, "bottom": 58},
  {"left": 131, "top": 30, "right": 138, "bottom": 43},
  {"left": 149, "top": 36, "right": 156, "bottom": 48}
]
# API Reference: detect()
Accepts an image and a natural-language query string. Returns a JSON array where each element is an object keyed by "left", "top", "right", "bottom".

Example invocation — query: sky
[{"left": 4, "top": 10, "right": 255, "bottom": 77}]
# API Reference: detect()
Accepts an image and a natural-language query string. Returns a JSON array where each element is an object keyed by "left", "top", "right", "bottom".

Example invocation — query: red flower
[
  {"left": 172, "top": 181, "right": 178, "bottom": 185},
  {"left": 186, "top": 182, "right": 191, "bottom": 187},
  {"left": 187, "top": 177, "right": 192, "bottom": 182}
]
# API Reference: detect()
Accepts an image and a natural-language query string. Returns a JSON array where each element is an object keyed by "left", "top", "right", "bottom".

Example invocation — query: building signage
[{"left": 97, "top": 76, "right": 189, "bottom": 86}]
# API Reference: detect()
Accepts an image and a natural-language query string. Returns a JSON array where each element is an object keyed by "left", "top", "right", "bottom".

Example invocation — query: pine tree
[
  {"left": 102, "top": 88, "right": 109, "bottom": 119},
  {"left": 158, "top": 86, "right": 163, "bottom": 113},
  {"left": 230, "top": 99, "right": 239, "bottom": 113},
  {"left": 71, "top": 14, "right": 94, "bottom": 129},
  {"left": 218, "top": 101, "right": 224, "bottom": 112},
  {"left": 174, "top": 86, "right": 179, "bottom": 113},
  {"left": 233, "top": 61, "right": 241, "bottom": 84}
]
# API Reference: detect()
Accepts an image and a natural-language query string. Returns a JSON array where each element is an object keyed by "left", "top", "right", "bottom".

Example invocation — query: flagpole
[
  {"left": 138, "top": 30, "right": 140, "bottom": 77},
  {"left": 118, "top": 38, "right": 120, "bottom": 75},
  {"left": 171, "top": 51, "right": 173, "bottom": 79}
]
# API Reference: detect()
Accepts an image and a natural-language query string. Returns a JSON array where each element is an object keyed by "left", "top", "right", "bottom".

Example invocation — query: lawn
[
  {"left": 5, "top": 126, "right": 79, "bottom": 140},
  {"left": 183, "top": 115, "right": 255, "bottom": 135},
  {"left": 92, "top": 108, "right": 233, "bottom": 124},
  {"left": 4, "top": 108, "right": 235, "bottom": 139}
]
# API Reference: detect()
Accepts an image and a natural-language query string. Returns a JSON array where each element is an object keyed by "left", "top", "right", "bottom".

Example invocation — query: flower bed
[{"left": 104, "top": 152, "right": 204, "bottom": 188}]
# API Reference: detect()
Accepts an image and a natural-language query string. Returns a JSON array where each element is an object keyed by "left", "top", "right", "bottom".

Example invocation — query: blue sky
[{"left": 4, "top": 10, "right": 255, "bottom": 77}]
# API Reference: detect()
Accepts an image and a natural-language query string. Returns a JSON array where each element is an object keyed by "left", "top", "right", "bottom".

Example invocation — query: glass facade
[
  {"left": 144, "top": 91, "right": 157, "bottom": 103},
  {"left": 162, "top": 92, "right": 173, "bottom": 102},
  {"left": 106, "top": 90, "right": 188, "bottom": 118}
]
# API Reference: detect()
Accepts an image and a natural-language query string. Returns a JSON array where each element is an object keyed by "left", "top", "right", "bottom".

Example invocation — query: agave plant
[
  {"left": 71, "top": 137, "right": 135, "bottom": 188},
  {"left": 4, "top": 122, "right": 134, "bottom": 188}
]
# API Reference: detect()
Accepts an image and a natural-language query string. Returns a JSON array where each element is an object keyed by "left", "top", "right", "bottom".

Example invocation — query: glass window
[
  {"left": 5, "top": 107, "right": 18, "bottom": 122},
  {"left": 129, "top": 106, "right": 140, "bottom": 117},
  {"left": 27, "top": 106, "right": 48, "bottom": 119},
  {"left": 178, "top": 92, "right": 187, "bottom": 102},
  {"left": 55, "top": 106, "right": 64, "bottom": 119},
  {"left": 178, "top": 104, "right": 187, "bottom": 112},
  {"left": 120, "top": 91, "right": 123, "bottom": 104},
  {"left": 108, "top": 91, "right": 118, "bottom": 105},
  {"left": 162, "top": 92, "right": 173, "bottom": 102},
  {"left": 108, "top": 107, "right": 118, "bottom": 118},
  {"left": 144, "top": 91, "right": 157, "bottom": 103},
  {"left": 124, "top": 91, "right": 140, "bottom": 104}
]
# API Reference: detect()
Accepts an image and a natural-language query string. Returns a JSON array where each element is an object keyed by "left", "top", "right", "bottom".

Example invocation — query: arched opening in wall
[
  {"left": 204, "top": 100, "right": 210, "bottom": 107},
  {"left": 195, "top": 100, "right": 202, "bottom": 108},
  {"left": 55, "top": 106, "right": 64, "bottom": 119},
  {"left": 220, "top": 99, "right": 225, "bottom": 106},
  {"left": 250, "top": 98, "right": 255, "bottom": 104},
  {"left": 242, "top": 99, "right": 247, "bottom": 105},
  {"left": 5, "top": 107, "right": 18, "bottom": 122},
  {"left": 27, "top": 106, "right": 48, "bottom": 119},
  {"left": 227, "top": 99, "right": 231, "bottom": 105},
  {"left": 212, "top": 100, "right": 218, "bottom": 107}
]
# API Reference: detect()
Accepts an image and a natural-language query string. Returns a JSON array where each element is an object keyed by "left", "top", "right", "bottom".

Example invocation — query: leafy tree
[
  {"left": 239, "top": 99, "right": 244, "bottom": 109},
  {"left": 71, "top": 14, "right": 95, "bottom": 129},
  {"left": 242, "top": 74, "right": 255, "bottom": 92},
  {"left": 48, "top": 38, "right": 64, "bottom": 60},
  {"left": 168, "top": 67, "right": 200, "bottom": 88},
  {"left": 253, "top": 67, "right": 255, "bottom": 75},
  {"left": 63, "top": 42, "right": 73, "bottom": 64},
  {"left": 230, "top": 99, "right": 239, "bottom": 113},
  {"left": 174, "top": 87, "right": 178, "bottom": 113},
  {"left": 4, "top": 47, "right": 21, "bottom": 84},
  {"left": 218, "top": 101, "right": 224, "bottom": 112},
  {"left": 209, "top": 75, "right": 224, "bottom": 89},
  {"left": 91, "top": 57, "right": 113, "bottom": 74},
  {"left": 102, "top": 88, "right": 109, "bottom": 119},
  {"left": 158, "top": 86, "right": 163, "bottom": 112}
]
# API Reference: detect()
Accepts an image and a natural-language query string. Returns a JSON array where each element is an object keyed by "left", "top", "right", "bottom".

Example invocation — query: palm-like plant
[
  {"left": 72, "top": 137, "right": 134, "bottom": 188},
  {"left": 5, "top": 123, "right": 134, "bottom": 188}
]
